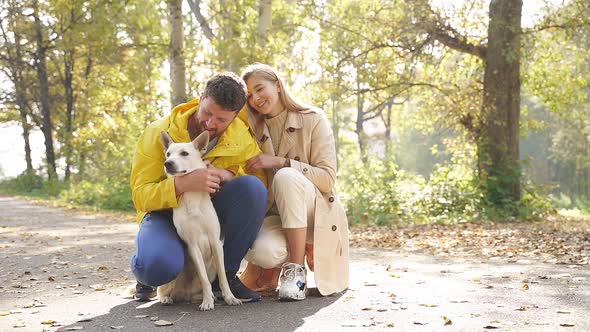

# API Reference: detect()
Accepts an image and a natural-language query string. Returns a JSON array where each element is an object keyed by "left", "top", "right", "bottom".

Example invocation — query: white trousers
[{"left": 244, "top": 167, "right": 316, "bottom": 269}]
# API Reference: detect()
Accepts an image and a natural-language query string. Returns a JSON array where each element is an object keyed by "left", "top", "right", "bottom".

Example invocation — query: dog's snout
[{"left": 164, "top": 160, "right": 174, "bottom": 171}]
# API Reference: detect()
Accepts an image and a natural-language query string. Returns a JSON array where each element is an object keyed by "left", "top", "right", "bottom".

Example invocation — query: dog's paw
[
  {"left": 224, "top": 295, "right": 242, "bottom": 306},
  {"left": 199, "top": 297, "right": 215, "bottom": 311},
  {"left": 160, "top": 296, "right": 173, "bottom": 305}
]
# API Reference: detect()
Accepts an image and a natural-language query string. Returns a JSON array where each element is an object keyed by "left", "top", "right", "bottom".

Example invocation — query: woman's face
[{"left": 245, "top": 75, "right": 283, "bottom": 116}]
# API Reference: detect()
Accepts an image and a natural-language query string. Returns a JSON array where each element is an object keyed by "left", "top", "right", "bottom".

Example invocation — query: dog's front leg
[
  {"left": 187, "top": 245, "right": 215, "bottom": 311},
  {"left": 210, "top": 235, "right": 242, "bottom": 306},
  {"left": 158, "top": 280, "right": 175, "bottom": 305}
]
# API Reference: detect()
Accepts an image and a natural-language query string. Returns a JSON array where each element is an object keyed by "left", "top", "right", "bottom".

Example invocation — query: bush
[
  {"left": 406, "top": 164, "right": 482, "bottom": 223},
  {"left": 0, "top": 172, "right": 45, "bottom": 195},
  {"left": 339, "top": 157, "right": 400, "bottom": 225},
  {"left": 59, "top": 180, "right": 133, "bottom": 211}
]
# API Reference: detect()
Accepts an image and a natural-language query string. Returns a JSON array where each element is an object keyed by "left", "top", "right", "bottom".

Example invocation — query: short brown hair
[{"left": 203, "top": 72, "right": 247, "bottom": 112}]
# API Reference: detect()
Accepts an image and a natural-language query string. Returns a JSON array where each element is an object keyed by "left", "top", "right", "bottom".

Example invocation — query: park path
[{"left": 0, "top": 196, "right": 589, "bottom": 331}]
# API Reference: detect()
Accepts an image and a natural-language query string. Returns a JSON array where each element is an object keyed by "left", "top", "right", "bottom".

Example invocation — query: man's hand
[
  {"left": 174, "top": 168, "right": 221, "bottom": 195},
  {"left": 205, "top": 161, "right": 234, "bottom": 184},
  {"left": 246, "top": 154, "right": 286, "bottom": 172}
]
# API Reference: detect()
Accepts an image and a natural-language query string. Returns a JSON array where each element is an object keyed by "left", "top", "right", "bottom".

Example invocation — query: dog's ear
[
  {"left": 192, "top": 131, "right": 209, "bottom": 154},
  {"left": 161, "top": 131, "right": 173, "bottom": 151}
]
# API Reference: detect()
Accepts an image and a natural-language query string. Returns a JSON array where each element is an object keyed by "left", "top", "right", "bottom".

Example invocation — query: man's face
[{"left": 196, "top": 96, "right": 238, "bottom": 139}]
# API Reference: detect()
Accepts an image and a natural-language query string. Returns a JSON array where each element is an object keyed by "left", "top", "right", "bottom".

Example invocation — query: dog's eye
[
  {"left": 181, "top": 151, "right": 189, "bottom": 156},
  {"left": 166, "top": 152, "right": 170, "bottom": 157}
]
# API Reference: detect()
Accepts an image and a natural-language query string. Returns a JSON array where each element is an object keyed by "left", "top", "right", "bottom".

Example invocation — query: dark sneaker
[
  {"left": 135, "top": 282, "right": 156, "bottom": 302},
  {"left": 224, "top": 272, "right": 260, "bottom": 303}
]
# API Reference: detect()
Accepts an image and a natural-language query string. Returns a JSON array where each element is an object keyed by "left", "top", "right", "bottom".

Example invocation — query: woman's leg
[
  {"left": 272, "top": 168, "right": 316, "bottom": 262},
  {"left": 272, "top": 167, "right": 316, "bottom": 300}
]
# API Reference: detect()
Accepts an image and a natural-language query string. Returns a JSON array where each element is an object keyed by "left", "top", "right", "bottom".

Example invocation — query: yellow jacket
[{"left": 130, "top": 98, "right": 267, "bottom": 222}]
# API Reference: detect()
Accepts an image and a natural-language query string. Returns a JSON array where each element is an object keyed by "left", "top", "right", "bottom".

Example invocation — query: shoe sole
[
  {"left": 134, "top": 295, "right": 154, "bottom": 302},
  {"left": 278, "top": 296, "right": 306, "bottom": 301}
]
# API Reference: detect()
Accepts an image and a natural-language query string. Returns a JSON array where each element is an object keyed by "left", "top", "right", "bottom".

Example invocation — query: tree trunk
[
  {"left": 355, "top": 81, "right": 367, "bottom": 162},
  {"left": 384, "top": 99, "right": 393, "bottom": 160},
  {"left": 64, "top": 49, "right": 74, "bottom": 181},
  {"left": 6, "top": 2, "right": 34, "bottom": 174},
  {"left": 331, "top": 94, "right": 339, "bottom": 165},
  {"left": 33, "top": 0, "right": 57, "bottom": 180},
  {"left": 258, "top": 0, "right": 272, "bottom": 46},
  {"left": 477, "top": 0, "right": 522, "bottom": 206},
  {"left": 168, "top": 0, "right": 187, "bottom": 107},
  {"left": 17, "top": 98, "right": 34, "bottom": 174}
]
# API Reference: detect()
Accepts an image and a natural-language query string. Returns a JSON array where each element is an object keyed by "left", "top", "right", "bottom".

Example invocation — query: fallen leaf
[
  {"left": 386, "top": 323, "right": 395, "bottom": 327},
  {"left": 41, "top": 320, "right": 57, "bottom": 325},
  {"left": 389, "top": 274, "right": 401, "bottom": 278},
  {"left": 63, "top": 327, "right": 84, "bottom": 331},
  {"left": 522, "top": 284, "right": 529, "bottom": 290},
  {"left": 483, "top": 325, "right": 499, "bottom": 329},
  {"left": 443, "top": 316, "right": 452, "bottom": 325},
  {"left": 13, "top": 322, "right": 26, "bottom": 328},
  {"left": 419, "top": 304, "right": 438, "bottom": 307},
  {"left": 361, "top": 307, "right": 372, "bottom": 311},
  {"left": 76, "top": 318, "right": 92, "bottom": 322},
  {"left": 154, "top": 320, "right": 173, "bottom": 326},
  {"left": 110, "top": 326, "right": 124, "bottom": 330},
  {"left": 414, "top": 321, "right": 427, "bottom": 325},
  {"left": 135, "top": 315, "right": 149, "bottom": 318},
  {"left": 0, "top": 312, "right": 9, "bottom": 316},
  {"left": 557, "top": 310, "right": 571, "bottom": 314},
  {"left": 560, "top": 324, "right": 575, "bottom": 327},
  {"left": 515, "top": 306, "right": 526, "bottom": 311},
  {"left": 90, "top": 284, "right": 105, "bottom": 291}
]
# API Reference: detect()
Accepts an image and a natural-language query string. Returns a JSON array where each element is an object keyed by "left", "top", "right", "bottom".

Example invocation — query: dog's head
[{"left": 161, "top": 131, "right": 210, "bottom": 177}]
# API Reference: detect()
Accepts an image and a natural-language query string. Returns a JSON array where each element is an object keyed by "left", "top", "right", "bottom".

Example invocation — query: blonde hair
[{"left": 241, "top": 63, "right": 310, "bottom": 114}]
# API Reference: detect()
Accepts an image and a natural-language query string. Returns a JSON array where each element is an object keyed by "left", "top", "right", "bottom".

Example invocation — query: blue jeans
[{"left": 130, "top": 176, "right": 267, "bottom": 287}]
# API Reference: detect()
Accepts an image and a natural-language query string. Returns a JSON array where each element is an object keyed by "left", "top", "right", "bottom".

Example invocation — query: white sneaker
[{"left": 278, "top": 262, "right": 307, "bottom": 301}]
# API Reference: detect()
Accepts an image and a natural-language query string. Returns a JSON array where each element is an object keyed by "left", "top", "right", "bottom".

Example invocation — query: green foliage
[
  {"left": 339, "top": 155, "right": 400, "bottom": 226},
  {"left": 0, "top": 172, "right": 67, "bottom": 198},
  {"left": 0, "top": 172, "right": 131, "bottom": 212},
  {"left": 59, "top": 180, "right": 132, "bottom": 211},
  {"left": 2, "top": 0, "right": 588, "bottom": 224}
]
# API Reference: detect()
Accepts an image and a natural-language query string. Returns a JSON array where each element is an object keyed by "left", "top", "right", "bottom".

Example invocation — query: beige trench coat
[{"left": 247, "top": 107, "right": 349, "bottom": 295}]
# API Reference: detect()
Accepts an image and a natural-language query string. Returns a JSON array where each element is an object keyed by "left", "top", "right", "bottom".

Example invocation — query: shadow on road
[{"left": 58, "top": 289, "right": 343, "bottom": 331}]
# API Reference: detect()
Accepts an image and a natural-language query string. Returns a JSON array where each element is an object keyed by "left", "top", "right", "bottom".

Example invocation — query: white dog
[{"left": 157, "top": 131, "right": 241, "bottom": 310}]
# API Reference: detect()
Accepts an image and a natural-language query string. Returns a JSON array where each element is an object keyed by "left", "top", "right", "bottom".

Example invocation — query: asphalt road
[{"left": 1, "top": 196, "right": 589, "bottom": 331}]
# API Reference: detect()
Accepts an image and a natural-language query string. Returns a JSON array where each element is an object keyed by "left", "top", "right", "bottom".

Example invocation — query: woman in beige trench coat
[{"left": 240, "top": 63, "right": 349, "bottom": 300}]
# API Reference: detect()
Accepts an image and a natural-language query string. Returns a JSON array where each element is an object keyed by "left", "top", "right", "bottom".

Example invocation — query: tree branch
[
  {"left": 411, "top": 0, "right": 487, "bottom": 60},
  {"left": 186, "top": 0, "right": 216, "bottom": 40}
]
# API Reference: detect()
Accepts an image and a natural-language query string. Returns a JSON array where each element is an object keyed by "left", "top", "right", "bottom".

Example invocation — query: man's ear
[
  {"left": 193, "top": 131, "right": 209, "bottom": 153},
  {"left": 161, "top": 131, "right": 173, "bottom": 151}
]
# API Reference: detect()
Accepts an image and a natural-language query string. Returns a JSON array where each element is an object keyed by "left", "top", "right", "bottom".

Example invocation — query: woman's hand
[{"left": 246, "top": 154, "right": 286, "bottom": 172}]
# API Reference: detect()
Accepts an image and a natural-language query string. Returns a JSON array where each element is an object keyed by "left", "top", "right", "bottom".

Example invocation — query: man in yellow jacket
[{"left": 130, "top": 72, "right": 267, "bottom": 302}]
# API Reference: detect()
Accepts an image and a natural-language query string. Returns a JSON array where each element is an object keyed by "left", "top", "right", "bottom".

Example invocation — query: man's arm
[{"left": 130, "top": 129, "right": 222, "bottom": 213}]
